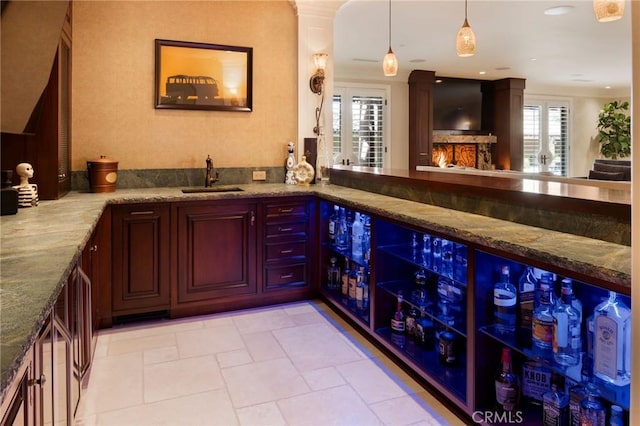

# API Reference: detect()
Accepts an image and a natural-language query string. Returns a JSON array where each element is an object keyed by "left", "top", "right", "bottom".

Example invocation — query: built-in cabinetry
[
  {"left": 318, "top": 199, "right": 630, "bottom": 424},
  {"left": 111, "top": 204, "right": 171, "bottom": 318}
]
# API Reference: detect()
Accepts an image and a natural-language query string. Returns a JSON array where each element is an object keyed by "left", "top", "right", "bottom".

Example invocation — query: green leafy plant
[{"left": 597, "top": 100, "right": 631, "bottom": 159}]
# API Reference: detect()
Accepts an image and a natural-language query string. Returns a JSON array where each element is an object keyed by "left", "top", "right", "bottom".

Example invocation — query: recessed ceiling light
[
  {"left": 544, "top": 5, "right": 574, "bottom": 16},
  {"left": 409, "top": 59, "right": 426, "bottom": 63},
  {"left": 435, "top": 79, "right": 443, "bottom": 83},
  {"left": 495, "top": 66, "right": 511, "bottom": 71},
  {"left": 479, "top": 71, "right": 486, "bottom": 75},
  {"left": 605, "top": 86, "right": 612, "bottom": 89},
  {"left": 530, "top": 58, "right": 537, "bottom": 61}
]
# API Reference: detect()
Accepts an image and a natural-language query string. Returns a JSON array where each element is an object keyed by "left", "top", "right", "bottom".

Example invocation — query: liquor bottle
[
  {"left": 327, "top": 256, "right": 340, "bottom": 290},
  {"left": 405, "top": 307, "right": 419, "bottom": 338},
  {"left": 495, "top": 347, "right": 520, "bottom": 414},
  {"left": 453, "top": 242, "right": 467, "bottom": 284},
  {"left": 518, "top": 266, "right": 538, "bottom": 330},
  {"left": 390, "top": 292, "right": 406, "bottom": 348},
  {"left": 362, "top": 216, "right": 371, "bottom": 265},
  {"left": 410, "top": 232, "right": 419, "bottom": 262},
  {"left": 348, "top": 263, "right": 358, "bottom": 302},
  {"left": 522, "top": 360, "right": 552, "bottom": 406},
  {"left": 561, "top": 278, "right": 582, "bottom": 323},
  {"left": 438, "top": 328, "right": 456, "bottom": 365},
  {"left": 336, "top": 207, "right": 349, "bottom": 250},
  {"left": 414, "top": 313, "right": 435, "bottom": 348},
  {"left": 341, "top": 257, "right": 350, "bottom": 298},
  {"left": 438, "top": 276, "right": 463, "bottom": 304},
  {"left": 414, "top": 267, "right": 428, "bottom": 306},
  {"left": 569, "top": 380, "right": 588, "bottom": 426},
  {"left": 422, "top": 233, "right": 432, "bottom": 269},
  {"left": 328, "top": 205, "right": 338, "bottom": 244},
  {"left": 441, "top": 238, "right": 454, "bottom": 279},
  {"left": 593, "top": 291, "right": 631, "bottom": 386},
  {"left": 608, "top": 405, "right": 624, "bottom": 426},
  {"left": 355, "top": 266, "right": 367, "bottom": 311},
  {"left": 553, "top": 281, "right": 581, "bottom": 366},
  {"left": 542, "top": 373, "right": 569, "bottom": 426},
  {"left": 532, "top": 273, "right": 556, "bottom": 357},
  {"left": 351, "top": 212, "right": 364, "bottom": 259},
  {"left": 432, "top": 236, "right": 442, "bottom": 273},
  {"left": 579, "top": 383, "right": 605, "bottom": 426},
  {"left": 493, "top": 265, "right": 517, "bottom": 334}
]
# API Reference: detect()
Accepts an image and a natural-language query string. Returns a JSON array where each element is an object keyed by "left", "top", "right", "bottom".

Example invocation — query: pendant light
[
  {"left": 383, "top": 0, "right": 398, "bottom": 76},
  {"left": 456, "top": 0, "right": 476, "bottom": 57},
  {"left": 593, "top": 0, "right": 625, "bottom": 22}
]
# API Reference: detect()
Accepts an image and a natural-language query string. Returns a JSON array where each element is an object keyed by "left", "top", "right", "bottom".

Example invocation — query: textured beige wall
[{"left": 72, "top": 1, "right": 297, "bottom": 171}]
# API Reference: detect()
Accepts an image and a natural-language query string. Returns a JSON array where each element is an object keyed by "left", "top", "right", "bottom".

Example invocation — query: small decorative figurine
[
  {"left": 13, "top": 163, "right": 38, "bottom": 207},
  {"left": 285, "top": 142, "right": 297, "bottom": 185}
]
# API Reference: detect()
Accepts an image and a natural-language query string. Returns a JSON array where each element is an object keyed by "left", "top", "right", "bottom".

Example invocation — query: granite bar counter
[{"left": 0, "top": 183, "right": 631, "bottom": 404}]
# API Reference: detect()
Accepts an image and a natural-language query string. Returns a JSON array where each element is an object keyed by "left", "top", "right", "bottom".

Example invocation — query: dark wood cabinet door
[
  {"left": 112, "top": 204, "right": 171, "bottom": 315},
  {"left": 175, "top": 202, "right": 257, "bottom": 304}
]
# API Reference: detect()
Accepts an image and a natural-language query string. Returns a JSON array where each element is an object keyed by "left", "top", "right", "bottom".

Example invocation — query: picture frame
[{"left": 154, "top": 39, "right": 253, "bottom": 112}]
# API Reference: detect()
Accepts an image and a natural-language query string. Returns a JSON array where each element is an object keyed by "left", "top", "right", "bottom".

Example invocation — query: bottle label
[
  {"left": 553, "top": 312, "right": 569, "bottom": 351},
  {"left": 533, "top": 318, "right": 553, "bottom": 345},
  {"left": 542, "top": 402, "right": 564, "bottom": 426},
  {"left": 329, "top": 221, "right": 335, "bottom": 239},
  {"left": 494, "top": 288, "right": 517, "bottom": 306},
  {"left": 522, "top": 363, "right": 551, "bottom": 402},
  {"left": 348, "top": 276, "right": 357, "bottom": 299},
  {"left": 495, "top": 380, "right": 518, "bottom": 411},
  {"left": 519, "top": 290, "right": 534, "bottom": 329},
  {"left": 594, "top": 314, "right": 618, "bottom": 380},
  {"left": 391, "top": 318, "right": 405, "bottom": 333},
  {"left": 341, "top": 274, "right": 349, "bottom": 295},
  {"left": 355, "top": 285, "right": 364, "bottom": 301}
]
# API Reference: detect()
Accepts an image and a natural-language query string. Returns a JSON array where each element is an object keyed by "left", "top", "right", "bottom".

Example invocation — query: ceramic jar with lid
[{"left": 87, "top": 155, "right": 118, "bottom": 193}]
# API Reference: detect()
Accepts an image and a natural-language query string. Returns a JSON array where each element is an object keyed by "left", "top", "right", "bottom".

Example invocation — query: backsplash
[{"left": 71, "top": 167, "right": 285, "bottom": 191}]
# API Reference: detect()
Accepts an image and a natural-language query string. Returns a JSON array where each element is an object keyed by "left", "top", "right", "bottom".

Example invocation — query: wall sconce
[{"left": 309, "top": 53, "right": 328, "bottom": 95}]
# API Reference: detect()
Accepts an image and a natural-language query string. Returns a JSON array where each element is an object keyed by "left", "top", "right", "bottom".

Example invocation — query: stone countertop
[{"left": 0, "top": 183, "right": 631, "bottom": 404}]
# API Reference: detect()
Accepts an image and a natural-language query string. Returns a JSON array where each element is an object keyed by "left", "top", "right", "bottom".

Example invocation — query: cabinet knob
[{"left": 90, "top": 244, "right": 98, "bottom": 252}]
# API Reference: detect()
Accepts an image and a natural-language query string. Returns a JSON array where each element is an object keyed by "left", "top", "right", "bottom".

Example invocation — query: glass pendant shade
[
  {"left": 383, "top": 47, "right": 398, "bottom": 77},
  {"left": 593, "top": 0, "right": 625, "bottom": 22},
  {"left": 456, "top": 19, "right": 476, "bottom": 57}
]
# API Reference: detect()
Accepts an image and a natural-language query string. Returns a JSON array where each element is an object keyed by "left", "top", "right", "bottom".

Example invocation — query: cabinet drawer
[
  {"left": 265, "top": 264, "right": 307, "bottom": 290},
  {"left": 265, "top": 222, "right": 307, "bottom": 239},
  {"left": 265, "top": 202, "right": 307, "bottom": 221},
  {"left": 265, "top": 241, "right": 306, "bottom": 261}
]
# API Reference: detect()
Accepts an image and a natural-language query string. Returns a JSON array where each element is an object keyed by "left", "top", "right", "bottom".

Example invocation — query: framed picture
[{"left": 154, "top": 39, "right": 253, "bottom": 112}]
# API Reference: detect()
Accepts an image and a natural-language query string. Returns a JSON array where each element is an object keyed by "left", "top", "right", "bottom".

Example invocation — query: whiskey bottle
[
  {"left": 495, "top": 347, "right": 520, "bottom": 413},
  {"left": 552, "top": 281, "right": 581, "bottom": 366},
  {"left": 542, "top": 373, "right": 569, "bottom": 426},
  {"left": 518, "top": 266, "right": 538, "bottom": 330},
  {"left": 593, "top": 291, "right": 631, "bottom": 386},
  {"left": 532, "top": 273, "right": 556, "bottom": 357},
  {"left": 579, "top": 383, "right": 605, "bottom": 426},
  {"left": 341, "top": 257, "right": 350, "bottom": 299},
  {"left": 494, "top": 266, "right": 517, "bottom": 334},
  {"left": 390, "top": 292, "right": 406, "bottom": 348}
]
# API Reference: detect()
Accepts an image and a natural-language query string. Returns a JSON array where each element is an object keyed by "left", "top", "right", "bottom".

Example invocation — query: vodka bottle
[
  {"left": 495, "top": 347, "right": 520, "bottom": 413},
  {"left": 561, "top": 278, "right": 582, "bottom": 323},
  {"left": 453, "top": 242, "right": 467, "bottom": 283},
  {"left": 362, "top": 216, "right": 371, "bottom": 265},
  {"left": 432, "top": 237, "right": 442, "bottom": 273},
  {"left": 441, "top": 238, "right": 454, "bottom": 279},
  {"left": 327, "top": 256, "right": 340, "bottom": 290},
  {"left": 328, "top": 205, "right": 338, "bottom": 244},
  {"left": 553, "top": 283, "right": 581, "bottom": 366},
  {"left": 579, "top": 383, "right": 605, "bottom": 426},
  {"left": 608, "top": 405, "right": 624, "bottom": 426},
  {"left": 518, "top": 266, "right": 538, "bottom": 330},
  {"left": 593, "top": 291, "right": 631, "bottom": 386},
  {"left": 542, "top": 374, "right": 569, "bottom": 426},
  {"left": 493, "top": 266, "right": 517, "bottom": 334},
  {"left": 336, "top": 208, "right": 349, "bottom": 250},
  {"left": 532, "top": 273, "right": 556, "bottom": 356},
  {"left": 422, "top": 233, "right": 432, "bottom": 269},
  {"left": 351, "top": 212, "right": 364, "bottom": 259}
]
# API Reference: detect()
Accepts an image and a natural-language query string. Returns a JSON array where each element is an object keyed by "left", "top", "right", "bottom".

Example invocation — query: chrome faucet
[{"left": 205, "top": 155, "right": 219, "bottom": 187}]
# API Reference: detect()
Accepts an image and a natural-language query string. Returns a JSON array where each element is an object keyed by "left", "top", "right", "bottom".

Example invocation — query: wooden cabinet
[
  {"left": 262, "top": 199, "right": 313, "bottom": 292},
  {"left": 111, "top": 204, "right": 171, "bottom": 317},
  {"left": 0, "top": 352, "right": 34, "bottom": 426},
  {"left": 173, "top": 201, "right": 257, "bottom": 311}
]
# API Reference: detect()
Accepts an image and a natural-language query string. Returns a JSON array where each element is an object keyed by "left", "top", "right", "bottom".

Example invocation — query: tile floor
[{"left": 75, "top": 300, "right": 465, "bottom": 425}]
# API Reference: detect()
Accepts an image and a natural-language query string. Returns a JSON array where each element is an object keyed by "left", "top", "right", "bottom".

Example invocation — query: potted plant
[{"left": 596, "top": 100, "right": 631, "bottom": 159}]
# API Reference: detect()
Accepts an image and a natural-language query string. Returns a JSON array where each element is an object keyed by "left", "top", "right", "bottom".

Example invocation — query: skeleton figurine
[
  {"left": 285, "top": 142, "right": 297, "bottom": 185},
  {"left": 13, "top": 163, "right": 39, "bottom": 207}
]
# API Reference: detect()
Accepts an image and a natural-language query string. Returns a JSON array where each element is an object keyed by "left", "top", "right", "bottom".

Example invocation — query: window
[
  {"left": 523, "top": 99, "right": 570, "bottom": 176},
  {"left": 332, "top": 86, "right": 389, "bottom": 167}
]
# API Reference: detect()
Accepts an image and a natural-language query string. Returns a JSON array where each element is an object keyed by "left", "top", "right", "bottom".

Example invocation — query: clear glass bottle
[
  {"left": 362, "top": 216, "right": 371, "bottom": 265},
  {"left": 441, "top": 238, "right": 454, "bottom": 279},
  {"left": 561, "top": 278, "right": 582, "bottom": 323},
  {"left": 351, "top": 212, "right": 364, "bottom": 259},
  {"left": 495, "top": 347, "right": 520, "bottom": 414},
  {"left": 608, "top": 405, "right": 624, "bottom": 426},
  {"left": 336, "top": 207, "right": 349, "bottom": 250},
  {"left": 579, "top": 383, "right": 605, "bottom": 426},
  {"left": 553, "top": 281, "right": 581, "bottom": 366},
  {"left": 593, "top": 291, "right": 631, "bottom": 386},
  {"left": 542, "top": 373, "right": 569, "bottom": 426},
  {"left": 422, "top": 233, "right": 432, "bottom": 269},
  {"left": 327, "top": 256, "right": 340, "bottom": 290},
  {"left": 569, "top": 362, "right": 592, "bottom": 426},
  {"left": 532, "top": 272, "right": 556, "bottom": 356},
  {"left": 414, "top": 267, "right": 428, "bottom": 306},
  {"left": 355, "top": 266, "right": 367, "bottom": 310},
  {"left": 494, "top": 265, "right": 517, "bottom": 334},
  {"left": 432, "top": 237, "right": 442, "bottom": 273},
  {"left": 328, "top": 205, "right": 338, "bottom": 244},
  {"left": 453, "top": 242, "right": 467, "bottom": 284}
]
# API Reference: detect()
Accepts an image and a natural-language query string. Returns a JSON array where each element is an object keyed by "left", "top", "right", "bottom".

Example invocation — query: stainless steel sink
[{"left": 181, "top": 186, "right": 244, "bottom": 193}]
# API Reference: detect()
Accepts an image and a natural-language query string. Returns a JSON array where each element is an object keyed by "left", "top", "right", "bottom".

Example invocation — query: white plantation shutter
[
  {"left": 523, "top": 99, "right": 570, "bottom": 176},
  {"left": 333, "top": 86, "right": 389, "bottom": 168}
]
